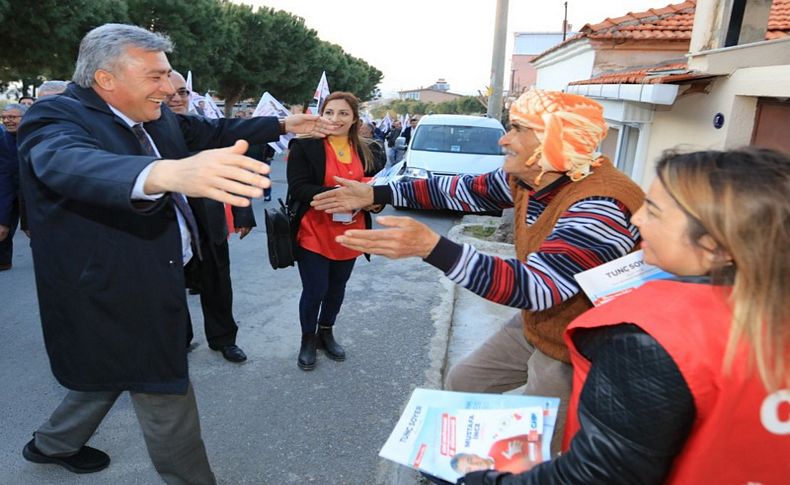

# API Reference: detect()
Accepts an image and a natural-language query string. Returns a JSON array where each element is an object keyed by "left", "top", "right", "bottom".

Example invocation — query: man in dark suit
[
  {"left": 167, "top": 70, "right": 252, "bottom": 362},
  {"left": 0, "top": 103, "right": 28, "bottom": 270},
  {"left": 17, "top": 24, "right": 327, "bottom": 483},
  {"left": 401, "top": 117, "right": 418, "bottom": 145}
]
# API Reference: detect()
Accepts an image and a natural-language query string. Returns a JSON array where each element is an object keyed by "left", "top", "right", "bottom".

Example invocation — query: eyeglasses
[
  {"left": 173, "top": 88, "right": 190, "bottom": 97},
  {"left": 1, "top": 115, "right": 21, "bottom": 120}
]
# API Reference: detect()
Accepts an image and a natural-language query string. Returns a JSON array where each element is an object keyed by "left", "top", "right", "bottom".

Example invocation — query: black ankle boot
[
  {"left": 317, "top": 325, "right": 346, "bottom": 361},
  {"left": 298, "top": 332, "right": 317, "bottom": 371}
]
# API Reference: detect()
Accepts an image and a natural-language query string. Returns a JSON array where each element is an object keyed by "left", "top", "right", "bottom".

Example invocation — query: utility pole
[{"left": 486, "top": 0, "right": 509, "bottom": 120}]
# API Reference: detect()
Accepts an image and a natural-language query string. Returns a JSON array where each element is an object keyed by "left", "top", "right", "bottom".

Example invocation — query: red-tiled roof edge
[
  {"left": 531, "top": 0, "right": 696, "bottom": 63},
  {"left": 567, "top": 62, "right": 721, "bottom": 85}
]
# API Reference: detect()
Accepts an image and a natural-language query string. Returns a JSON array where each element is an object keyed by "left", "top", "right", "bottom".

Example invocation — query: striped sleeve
[
  {"left": 442, "top": 197, "right": 640, "bottom": 311},
  {"left": 389, "top": 168, "right": 514, "bottom": 212}
]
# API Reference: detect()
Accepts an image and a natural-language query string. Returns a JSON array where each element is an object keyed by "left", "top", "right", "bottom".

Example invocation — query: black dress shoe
[
  {"left": 23, "top": 438, "right": 110, "bottom": 474},
  {"left": 213, "top": 344, "right": 247, "bottom": 362}
]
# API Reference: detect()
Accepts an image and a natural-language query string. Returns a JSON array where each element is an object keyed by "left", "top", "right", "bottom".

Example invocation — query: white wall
[
  {"left": 534, "top": 41, "right": 596, "bottom": 91},
  {"left": 641, "top": 64, "right": 790, "bottom": 187}
]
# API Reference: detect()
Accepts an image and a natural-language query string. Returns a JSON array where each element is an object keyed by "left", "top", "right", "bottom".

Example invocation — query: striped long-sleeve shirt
[{"left": 374, "top": 168, "right": 640, "bottom": 311}]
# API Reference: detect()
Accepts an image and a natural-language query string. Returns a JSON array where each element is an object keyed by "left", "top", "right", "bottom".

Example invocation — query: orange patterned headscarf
[{"left": 509, "top": 88, "right": 607, "bottom": 184}]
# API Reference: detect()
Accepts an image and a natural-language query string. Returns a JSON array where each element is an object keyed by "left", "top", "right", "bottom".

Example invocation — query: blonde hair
[
  {"left": 656, "top": 148, "right": 790, "bottom": 390},
  {"left": 319, "top": 91, "right": 375, "bottom": 173}
]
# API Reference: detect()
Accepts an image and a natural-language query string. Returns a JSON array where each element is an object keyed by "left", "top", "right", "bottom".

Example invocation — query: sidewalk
[
  {"left": 390, "top": 214, "right": 518, "bottom": 485},
  {"left": 443, "top": 215, "right": 520, "bottom": 373}
]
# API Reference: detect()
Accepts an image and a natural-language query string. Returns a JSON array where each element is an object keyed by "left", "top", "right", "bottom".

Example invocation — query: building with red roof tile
[{"left": 527, "top": 0, "right": 790, "bottom": 186}]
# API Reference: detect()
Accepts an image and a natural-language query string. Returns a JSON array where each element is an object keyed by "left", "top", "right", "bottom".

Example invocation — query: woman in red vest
[
  {"left": 287, "top": 92, "right": 380, "bottom": 371},
  {"left": 460, "top": 148, "right": 790, "bottom": 485}
]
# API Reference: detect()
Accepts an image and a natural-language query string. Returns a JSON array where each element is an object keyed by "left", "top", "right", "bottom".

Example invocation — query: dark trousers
[
  {"left": 185, "top": 240, "right": 237, "bottom": 349},
  {"left": 33, "top": 382, "right": 215, "bottom": 484},
  {"left": 0, "top": 198, "right": 19, "bottom": 265},
  {"left": 296, "top": 246, "right": 356, "bottom": 334}
]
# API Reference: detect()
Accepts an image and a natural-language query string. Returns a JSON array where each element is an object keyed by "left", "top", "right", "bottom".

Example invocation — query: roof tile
[{"left": 533, "top": 0, "right": 790, "bottom": 61}]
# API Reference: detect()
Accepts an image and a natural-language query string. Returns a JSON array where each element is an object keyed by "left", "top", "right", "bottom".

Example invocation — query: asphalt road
[{"left": 0, "top": 153, "right": 461, "bottom": 485}]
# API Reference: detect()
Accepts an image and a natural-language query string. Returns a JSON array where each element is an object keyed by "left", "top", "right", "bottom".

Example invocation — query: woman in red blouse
[{"left": 286, "top": 91, "right": 381, "bottom": 371}]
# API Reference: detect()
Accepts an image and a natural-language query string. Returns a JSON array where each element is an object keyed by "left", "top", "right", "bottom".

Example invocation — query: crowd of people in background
[{"left": 1, "top": 20, "right": 788, "bottom": 485}]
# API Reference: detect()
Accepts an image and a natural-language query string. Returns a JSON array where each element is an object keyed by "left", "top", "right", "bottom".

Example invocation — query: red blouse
[{"left": 297, "top": 139, "right": 366, "bottom": 260}]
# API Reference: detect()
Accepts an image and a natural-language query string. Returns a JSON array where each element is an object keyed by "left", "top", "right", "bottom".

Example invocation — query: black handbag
[{"left": 264, "top": 198, "right": 299, "bottom": 269}]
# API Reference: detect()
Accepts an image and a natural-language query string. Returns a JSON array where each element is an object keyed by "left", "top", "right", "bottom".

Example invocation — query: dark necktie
[{"left": 131, "top": 124, "right": 202, "bottom": 261}]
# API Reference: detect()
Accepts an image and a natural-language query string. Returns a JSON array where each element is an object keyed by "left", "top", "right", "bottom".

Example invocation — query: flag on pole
[
  {"left": 400, "top": 113, "right": 409, "bottom": 127},
  {"left": 379, "top": 113, "right": 393, "bottom": 134},
  {"left": 252, "top": 91, "right": 293, "bottom": 153},
  {"left": 204, "top": 93, "right": 224, "bottom": 119},
  {"left": 309, "top": 71, "right": 330, "bottom": 114},
  {"left": 186, "top": 71, "right": 193, "bottom": 92}
]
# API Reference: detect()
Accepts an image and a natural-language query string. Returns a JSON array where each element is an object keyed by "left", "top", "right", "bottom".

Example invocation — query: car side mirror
[{"left": 395, "top": 136, "right": 406, "bottom": 149}]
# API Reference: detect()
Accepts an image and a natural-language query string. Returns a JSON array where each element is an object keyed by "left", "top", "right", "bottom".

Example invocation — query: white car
[{"left": 393, "top": 114, "right": 506, "bottom": 181}]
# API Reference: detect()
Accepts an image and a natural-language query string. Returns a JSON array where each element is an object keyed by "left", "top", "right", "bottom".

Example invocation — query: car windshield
[{"left": 411, "top": 125, "right": 504, "bottom": 155}]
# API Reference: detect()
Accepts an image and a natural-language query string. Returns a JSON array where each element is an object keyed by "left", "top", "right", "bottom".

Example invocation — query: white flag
[
  {"left": 379, "top": 113, "right": 393, "bottom": 133},
  {"left": 309, "top": 71, "right": 330, "bottom": 114},
  {"left": 186, "top": 71, "right": 193, "bottom": 92},
  {"left": 190, "top": 93, "right": 206, "bottom": 116},
  {"left": 204, "top": 93, "right": 224, "bottom": 119},
  {"left": 252, "top": 91, "right": 293, "bottom": 153}
]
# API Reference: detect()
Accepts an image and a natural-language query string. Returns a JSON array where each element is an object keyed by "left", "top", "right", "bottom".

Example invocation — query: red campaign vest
[{"left": 563, "top": 280, "right": 790, "bottom": 485}]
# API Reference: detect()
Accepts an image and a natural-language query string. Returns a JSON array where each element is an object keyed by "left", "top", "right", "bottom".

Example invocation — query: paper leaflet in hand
[
  {"left": 380, "top": 388, "right": 559, "bottom": 482},
  {"left": 573, "top": 249, "right": 673, "bottom": 306},
  {"left": 252, "top": 92, "right": 293, "bottom": 153}
]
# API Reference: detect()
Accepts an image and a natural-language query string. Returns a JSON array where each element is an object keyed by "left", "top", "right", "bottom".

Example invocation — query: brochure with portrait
[
  {"left": 573, "top": 249, "right": 673, "bottom": 306},
  {"left": 379, "top": 388, "right": 560, "bottom": 482}
]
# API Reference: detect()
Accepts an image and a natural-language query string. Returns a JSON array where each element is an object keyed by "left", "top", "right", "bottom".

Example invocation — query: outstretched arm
[
  {"left": 336, "top": 215, "right": 440, "bottom": 259},
  {"left": 144, "top": 140, "right": 269, "bottom": 207}
]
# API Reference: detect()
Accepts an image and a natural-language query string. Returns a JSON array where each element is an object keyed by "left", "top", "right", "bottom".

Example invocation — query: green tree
[
  {"left": 214, "top": 4, "right": 323, "bottom": 116},
  {"left": 0, "top": 0, "right": 129, "bottom": 95},
  {"left": 126, "top": 0, "right": 234, "bottom": 94}
]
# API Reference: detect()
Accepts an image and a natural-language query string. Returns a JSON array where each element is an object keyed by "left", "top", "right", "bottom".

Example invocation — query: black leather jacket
[{"left": 461, "top": 324, "right": 696, "bottom": 485}]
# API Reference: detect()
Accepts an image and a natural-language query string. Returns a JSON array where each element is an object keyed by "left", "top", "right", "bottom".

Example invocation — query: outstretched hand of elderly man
[
  {"left": 144, "top": 140, "right": 269, "bottom": 207},
  {"left": 335, "top": 215, "right": 441, "bottom": 259},
  {"left": 312, "top": 176, "right": 375, "bottom": 213}
]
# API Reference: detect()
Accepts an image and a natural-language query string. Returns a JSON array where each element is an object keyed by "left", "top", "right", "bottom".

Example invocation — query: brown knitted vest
[{"left": 509, "top": 159, "right": 645, "bottom": 363}]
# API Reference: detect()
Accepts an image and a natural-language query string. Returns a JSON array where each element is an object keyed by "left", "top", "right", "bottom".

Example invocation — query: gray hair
[
  {"left": 72, "top": 23, "right": 173, "bottom": 88},
  {"left": 3, "top": 103, "right": 29, "bottom": 114},
  {"left": 38, "top": 80, "right": 69, "bottom": 97}
]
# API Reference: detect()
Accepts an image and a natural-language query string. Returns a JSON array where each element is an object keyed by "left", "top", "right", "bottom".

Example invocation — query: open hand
[
  {"left": 335, "top": 215, "right": 440, "bottom": 259},
  {"left": 144, "top": 140, "right": 270, "bottom": 207},
  {"left": 284, "top": 114, "right": 334, "bottom": 137},
  {"left": 312, "top": 176, "right": 374, "bottom": 213}
]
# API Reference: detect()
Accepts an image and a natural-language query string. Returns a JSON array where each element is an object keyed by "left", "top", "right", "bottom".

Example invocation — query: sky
[{"left": 240, "top": 0, "right": 676, "bottom": 97}]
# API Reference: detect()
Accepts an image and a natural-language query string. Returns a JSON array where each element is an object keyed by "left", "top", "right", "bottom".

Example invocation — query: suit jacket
[
  {"left": 17, "top": 84, "right": 281, "bottom": 393},
  {"left": 188, "top": 198, "right": 255, "bottom": 247},
  {"left": 402, "top": 125, "right": 415, "bottom": 145},
  {"left": 0, "top": 129, "right": 18, "bottom": 226}
]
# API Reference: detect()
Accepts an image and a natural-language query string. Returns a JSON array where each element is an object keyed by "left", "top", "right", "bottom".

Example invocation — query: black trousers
[
  {"left": 296, "top": 246, "right": 356, "bottom": 334},
  {"left": 0, "top": 197, "right": 19, "bottom": 266},
  {"left": 185, "top": 239, "right": 237, "bottom": 349}
]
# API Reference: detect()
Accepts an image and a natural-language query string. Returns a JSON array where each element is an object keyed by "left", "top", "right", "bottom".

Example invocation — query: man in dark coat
[
  {"left": 167, "top": 70, "right": 253, "bottom": 362},
  {"left": 17, "top": 24, "right": 327, "bottom": 483},
  {"left": 0, "top": 103, "right": 28, "bottom": 270}
]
